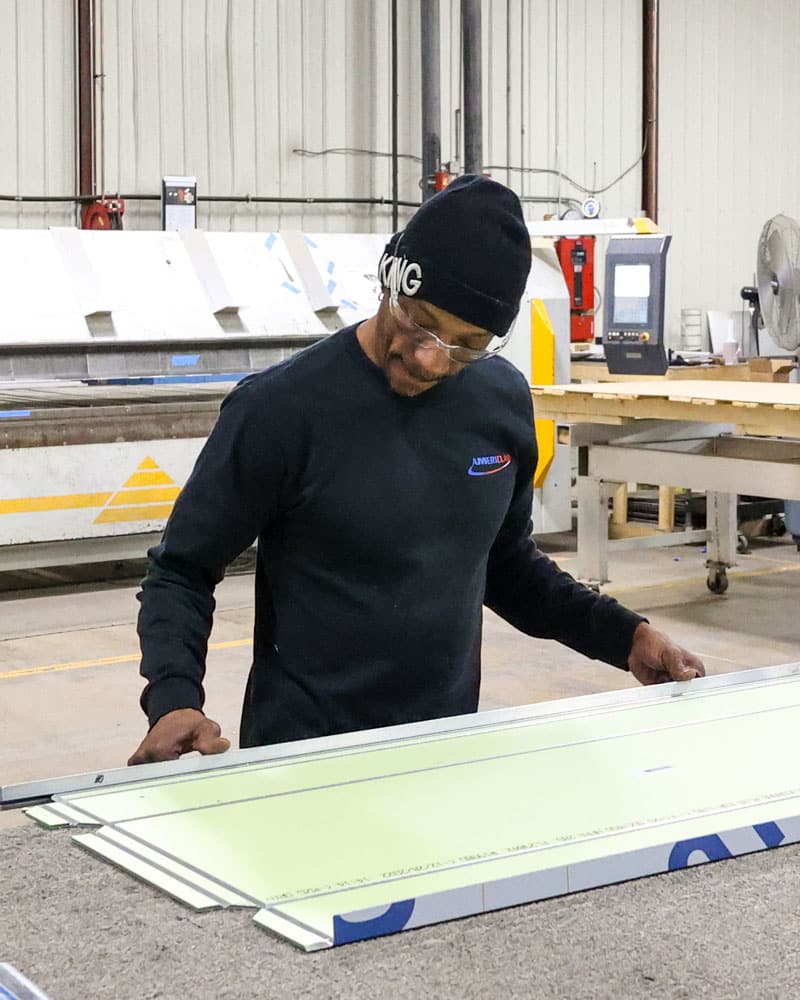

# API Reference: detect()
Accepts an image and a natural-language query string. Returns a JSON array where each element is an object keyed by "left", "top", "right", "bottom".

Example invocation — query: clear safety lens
[{"left": 389, "top": 293, "right": 512, "bottom": 363}]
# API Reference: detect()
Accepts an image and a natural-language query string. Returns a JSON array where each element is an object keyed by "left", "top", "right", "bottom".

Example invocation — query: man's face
[{"left": 369, "top": 293, "right": 493, "bottom": 397}]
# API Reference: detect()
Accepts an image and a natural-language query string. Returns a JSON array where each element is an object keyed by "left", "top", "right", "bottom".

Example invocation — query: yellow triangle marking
[
  {"left": 95, "top": 504, "right": 176, "bottom": 524},
  {"left": 93, "top": 457, "right": 179, "bottom": 525},
  {"left": 108, "top": 487, "right": 180, "bottom": 506},
  {"left": 124, "top": 458, "right": 176, "bottom": 488},
  {"left": 125, "top": 470, "right": 175, "bottom": 487},
  {"left": 0, "top": 459, "right": 179, "bottom": 520}
]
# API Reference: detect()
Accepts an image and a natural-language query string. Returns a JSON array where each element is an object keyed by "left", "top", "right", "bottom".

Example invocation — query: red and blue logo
[{"left": 467, "top": 453, "right": 512, "bottom": 477}]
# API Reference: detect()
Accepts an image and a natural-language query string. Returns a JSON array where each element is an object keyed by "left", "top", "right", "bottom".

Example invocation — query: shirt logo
[{"left": 467, "top": 453, "right": 512, "bottom": 477}]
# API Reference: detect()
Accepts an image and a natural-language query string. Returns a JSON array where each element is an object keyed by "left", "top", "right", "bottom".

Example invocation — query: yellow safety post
[{"left": 531, "top": 298, "right": 556, "bottom": 487}]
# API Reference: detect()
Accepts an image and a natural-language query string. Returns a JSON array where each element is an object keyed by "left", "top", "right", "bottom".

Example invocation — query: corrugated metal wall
[
  {"left": 660, "top": 0, "right": 800, "bottom": 343},
  {"left": 0, "top": 0, "right": 76, "bottom": 228},
  {"left": 439, "top": 0, "right": 642, "bottom": 221},
  {"left": 98, "top": 0, "right": 422, "bottom": 231},
  {"left": 2, "top": 0, "right": 800, "bottom": 342},
  {"left": 1, "top": 0, "right": 641, "bottom": 231}
]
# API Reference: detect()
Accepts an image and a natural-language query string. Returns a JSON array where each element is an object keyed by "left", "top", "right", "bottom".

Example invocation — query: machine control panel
[
  {"left": 605, "top": 329, "right": 652, "bottom": 342},
  {"left": 603, "top": 234, "right": 671, "bottom": 374}
]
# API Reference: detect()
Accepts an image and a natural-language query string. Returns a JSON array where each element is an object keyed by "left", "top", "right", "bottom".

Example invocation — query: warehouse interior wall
[
  {"left": 659, "top": 1, "right": 800, "bottom": 344},
  {"left": 0, "top": 0, "right": 76, "bottom": 229},
  {"left": 1, "top": 0, "right": 799, "bottom": 343}
]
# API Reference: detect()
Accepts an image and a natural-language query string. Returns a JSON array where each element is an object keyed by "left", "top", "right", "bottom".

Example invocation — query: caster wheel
[
  {"left": 771, "top": 514, "right": 787, "bottom": 537},
  {"left": 736, "top": 533, "right": 749, "bottom": 554},
  {"left": 707, "top": 568, "right": 729, "bottom": 594}
]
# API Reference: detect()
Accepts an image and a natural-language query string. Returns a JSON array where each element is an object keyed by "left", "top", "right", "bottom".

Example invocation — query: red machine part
[
  {"left": 434, "top": 169, "right": 452, "bottom": 191},
  {"left": 555, "top": 235, "right": 596, "bottom": 342},
  {"left": 80, "top": 197, "right": 125, "bottom": 230}
]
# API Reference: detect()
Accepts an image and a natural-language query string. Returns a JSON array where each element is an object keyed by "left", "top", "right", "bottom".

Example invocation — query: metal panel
[
  {"left": 1, "top": 0, "right": 643, "bottom": 234},
  {"left": 0, "top": 0, "right": 75, "bottom": 229},
  {"left": 17, "top": 664, "right": 800, "bottom": 950},
  {"left": 471, "top": 0, "right": 643, "bottom": 220},
  {"left": 98, "top": 0, "right": 420, "bottom": 233},
  {"left": 660, "top": 0, "right": 800, "bottom": 346}
]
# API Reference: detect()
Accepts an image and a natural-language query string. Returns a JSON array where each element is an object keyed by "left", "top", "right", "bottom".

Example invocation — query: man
[{"left": 130, "top": 175, "right": 703, "bottom": 765}]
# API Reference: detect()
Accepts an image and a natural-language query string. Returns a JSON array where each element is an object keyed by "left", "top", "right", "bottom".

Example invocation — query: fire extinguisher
[
  {"left": 81, "top": 197, "right": 125, "bottom": 230},
  {"left": 556, "top": 236, "right": 596, "bottom": 343}
]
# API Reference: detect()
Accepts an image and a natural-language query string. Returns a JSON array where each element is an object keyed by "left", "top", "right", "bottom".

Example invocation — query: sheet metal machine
[
  {"left": 0, "top": 229, "right": 386, "bottom": 571},
  {"left": 0, "top": 224, "right": 575, "bottom": 569},
  {"left": 0, "top": 219, "right": 666, "bottom": 572}
]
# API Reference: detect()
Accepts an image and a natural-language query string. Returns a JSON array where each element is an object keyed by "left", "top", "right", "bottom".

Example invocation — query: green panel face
[
  {"left": 99, "top": 699, "right": 798, "bottom": 903},
  {"left": 61, "top": 679, "right": 791, "bottom": 826}
]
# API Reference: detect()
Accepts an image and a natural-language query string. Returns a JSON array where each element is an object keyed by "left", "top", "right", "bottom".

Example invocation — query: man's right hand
[{"left": 128, "top": 708, "right": 231, "bottom": 766}]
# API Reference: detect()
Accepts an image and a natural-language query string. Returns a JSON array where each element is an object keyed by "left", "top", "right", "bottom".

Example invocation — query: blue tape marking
[
  {"left": 171, "top": 354, "right": 200, "bottom": 368},
  {"left": 304, "top": 235, "right": 318, "bottom": 248},
  {"left": 340, "top": 298, "right": 358, "bottom": 310},
  {"left": 86, "top": 374, "right": 248, "bottom": 387},
  {"left": 157, "top": 373, "right": 248, "bottom": 385},
  {"left": 264, "top": 233, "right": 277, "bottom": 249},
  {"left": 333, "top": 899, "right": 415, "bottom": 946},
  {"left": 281, "top": 281, "right": 302, "bottom": 295},
  {"left": 668, "top": 834, "right": 733, "bottom": 870},
  {"left": 85, "top": 378, "right": 155, "bottom": 385},
  {"left": 0, "top": 410, "right": 31, "bottom": 419},
  {"left": 327, "top": 279, "right": 337, "bottom": 294},
  {"left": 753, "top": 822, "right": 785, "bottom": 849},
  {"left": 327, "top": 260, "right": 335, "bottom": 274}
]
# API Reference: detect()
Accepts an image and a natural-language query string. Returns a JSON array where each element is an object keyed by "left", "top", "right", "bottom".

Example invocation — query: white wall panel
[
  {"left": 660, "top": 0, "right": 800, "bottom": 345},
  {"left": 2, "top": 0, "right": 641, "bottom": 234},
  {"left": 466, "top": 0, "right": 643, "bottom": 220},
  {"left": 0, "top": 0, "right": 75, "bottom": 228},
  {"left": 97, "top": 0, "right": 422, "bottom": 232}
]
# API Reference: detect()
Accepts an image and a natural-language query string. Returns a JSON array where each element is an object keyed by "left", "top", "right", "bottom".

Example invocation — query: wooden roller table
[{"left": 531, "top": 380, "right": 800, "bottom": 591}]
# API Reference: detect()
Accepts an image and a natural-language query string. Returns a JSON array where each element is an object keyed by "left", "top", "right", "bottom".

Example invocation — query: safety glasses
[{"left": 388, "top": 293, "right": 513, "bottom": 364}]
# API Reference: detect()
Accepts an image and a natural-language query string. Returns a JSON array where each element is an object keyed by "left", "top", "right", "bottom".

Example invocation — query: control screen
[{"left": 612, "top": 264, "right": 651, "bottom": 325}]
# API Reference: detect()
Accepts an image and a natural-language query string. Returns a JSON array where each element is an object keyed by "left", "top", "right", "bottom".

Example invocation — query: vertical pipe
[
  {"left": 462, "top": 0, "right": 482, "bottom": 175},
  {"left": 76, "top": 0, "right": 95, "bottom": 199},
  {"left": 420, "top": 0, "right": 441, "bottom": 201},
  {"left": 642, "top": 0, "right": 659, "bottom": 221},
  {"left": 391, "top": 0, "right": 399, "bottom": 229}
]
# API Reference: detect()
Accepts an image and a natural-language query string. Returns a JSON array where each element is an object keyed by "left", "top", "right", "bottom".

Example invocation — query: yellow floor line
[
  {"left": 0, "top": 637, "right": 253, "bottom": 681},
  {"left": 2, "top": 559, "right": 799, "bottom": 681}
]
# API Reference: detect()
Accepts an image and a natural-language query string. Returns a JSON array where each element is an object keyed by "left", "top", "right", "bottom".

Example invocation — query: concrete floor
[{"left": 2, "top": 530, "right": 800, "bottom": 831}]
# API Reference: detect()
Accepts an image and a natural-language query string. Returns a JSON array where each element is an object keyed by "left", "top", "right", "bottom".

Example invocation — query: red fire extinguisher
[{"left": 555, "top": 236, "right": 596, "bottom": 343}]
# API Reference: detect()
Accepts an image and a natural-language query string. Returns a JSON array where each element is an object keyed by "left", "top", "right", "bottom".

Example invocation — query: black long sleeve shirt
[{"left": 137, "top": 324, "right": 644, "bottom": 747}]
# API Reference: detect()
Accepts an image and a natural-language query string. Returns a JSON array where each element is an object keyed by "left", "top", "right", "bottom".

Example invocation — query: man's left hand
[{"left": 627, "top": 622, "right": 705, "bottom": 685}]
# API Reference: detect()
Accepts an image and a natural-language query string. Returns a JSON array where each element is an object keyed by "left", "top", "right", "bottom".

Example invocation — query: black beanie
[{"left": 378, "top": 174, "right": 531, "bottom": 337}]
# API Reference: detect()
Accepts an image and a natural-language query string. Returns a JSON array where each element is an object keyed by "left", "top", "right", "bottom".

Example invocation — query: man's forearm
[
  {"left": 136, "top": 545, "right": 217, "bottom": 727},
  {"left": 486, "top": 542, "right": 645, "bottom": 668}
]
